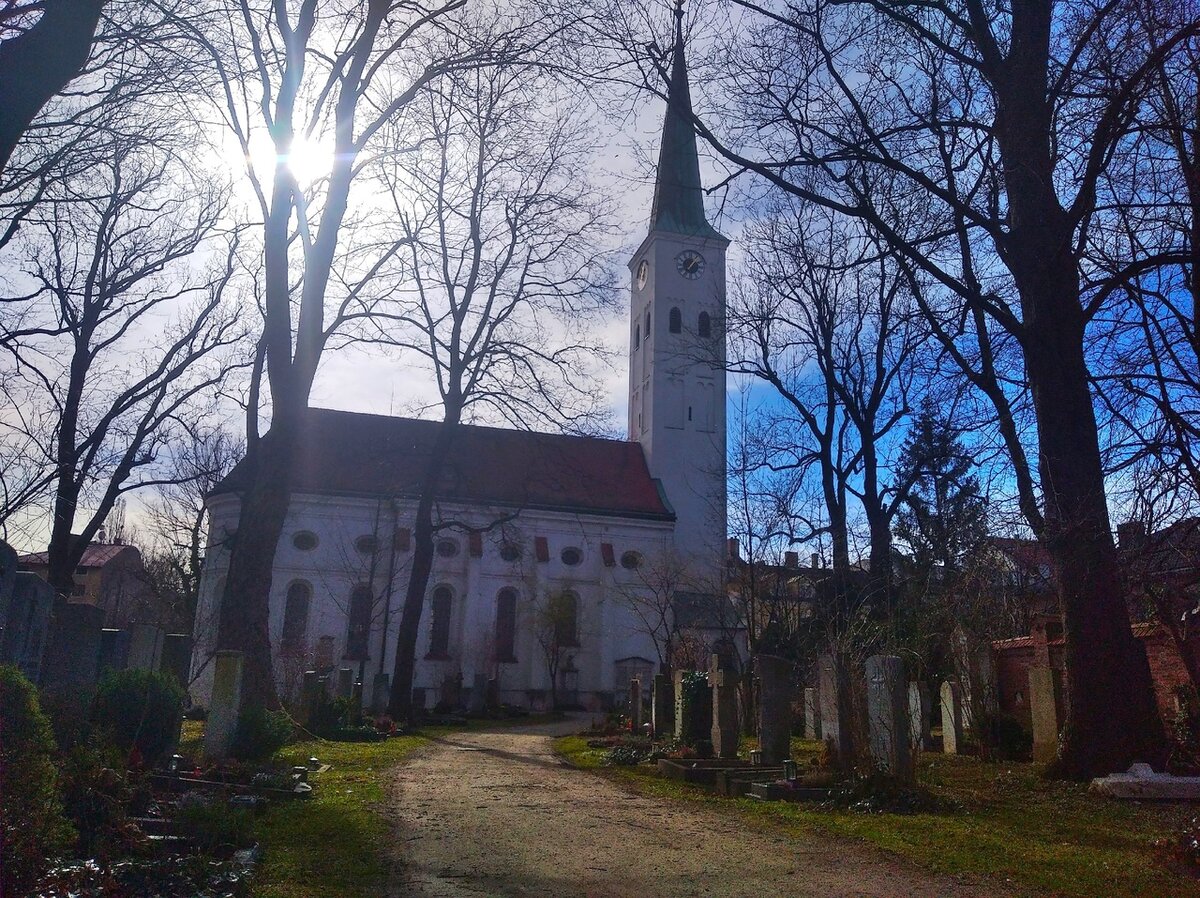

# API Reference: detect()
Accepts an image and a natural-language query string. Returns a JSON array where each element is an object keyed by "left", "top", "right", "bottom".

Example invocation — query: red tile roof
[
  {"left": 19, "top": 542, "right": 136, "bottom": 568},
  {"left": 214, "top": 408, "right": 674, "bottom": 521}
]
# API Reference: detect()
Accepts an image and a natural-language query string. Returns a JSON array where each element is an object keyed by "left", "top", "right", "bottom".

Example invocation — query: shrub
[
  {"left": 1169, "top": 686, "right": 1200, "bottom": 774},
  {"left": 0, "top": 665, "right": 74, "bottom": 896},
  {"left": 175, "top": 795, "right": 256, "bottom": 857},
  {"left": 229, "top": 707, "right": 293, "bottom": 761},
  {"left": 58, "top": 740, "right": 141, "bottom": 861},
  {"left": 977, "top": 711, "right": 1033, "bottom": 762},
  {"left": 92, "top": 668, "right": 185, "bottom": 766}
]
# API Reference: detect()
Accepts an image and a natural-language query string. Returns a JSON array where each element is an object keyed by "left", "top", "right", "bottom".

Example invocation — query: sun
[{"left": 239, "top": 130, "right": 337, "bottom": 187}]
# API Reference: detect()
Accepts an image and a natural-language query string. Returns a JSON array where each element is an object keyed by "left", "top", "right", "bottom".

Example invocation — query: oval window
[
  {"left": 436, "top": 538, "right": 460, "bottom": 558},
  {"left": 561, "top": 546, "right": 583, "bottom": 566},
  {"left": 620, "top": 551, "right": 642, "bottom": 570},
  {"left": 500, "top": 544, "right": 521, "bottom": 563},
  {"left": 355, "top": 535, "right": 380, "bottom": 555},
  {"left": 292, "top": 531, "right": 318, "bottom": 551}
]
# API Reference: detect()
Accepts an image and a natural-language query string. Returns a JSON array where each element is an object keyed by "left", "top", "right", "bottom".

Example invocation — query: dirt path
[{"left": 388, "top": 719, "right": 1004, "bottom": 898}]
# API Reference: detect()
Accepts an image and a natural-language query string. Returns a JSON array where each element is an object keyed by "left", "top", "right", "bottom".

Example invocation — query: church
[{"left": 188, "top": 23, "right": 733, "bottom": 712}]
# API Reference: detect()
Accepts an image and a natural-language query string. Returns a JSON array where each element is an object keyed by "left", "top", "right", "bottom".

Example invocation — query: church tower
[{"left": 628, "top": 5, "right": 728, "bottom": 585}]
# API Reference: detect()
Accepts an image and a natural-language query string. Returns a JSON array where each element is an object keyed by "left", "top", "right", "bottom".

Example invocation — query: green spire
[{"left": 649, "top": 1, "right": 724, "bottom": 241}]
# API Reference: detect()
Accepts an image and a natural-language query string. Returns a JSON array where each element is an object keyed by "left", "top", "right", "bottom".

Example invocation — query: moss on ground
[{"left": 555, "top": 735, "right": 1200, "bottom": 898}]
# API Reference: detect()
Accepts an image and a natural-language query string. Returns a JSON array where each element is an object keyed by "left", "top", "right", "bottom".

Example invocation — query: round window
[
  {"left": 436, "top": 538, "right": 459, "bottom": 558},
  {"left": 354, "top": 535, "right": 380, "bottom": 555},
  {"left": 620, "top": 551, "right": 642, "bottom": 570},
  {"left": 500, "top": 544, "right": 521, "bottom": 563},
  {"left": 292, "top": 531, "right": 318, "bottom": 551},
  {"left": 561, "top": 547, "right": 583, "bottom": 566}
]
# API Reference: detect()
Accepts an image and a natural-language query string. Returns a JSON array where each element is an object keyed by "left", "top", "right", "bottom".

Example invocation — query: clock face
[
  {"left": 635, "top": 259, "right": 649, "bottom": 289},
  {"left": 676, "top": 250, "right": 705, "bottom": 280}
]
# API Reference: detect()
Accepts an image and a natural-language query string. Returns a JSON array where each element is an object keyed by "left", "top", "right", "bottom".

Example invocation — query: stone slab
[
  {"left": 866, "top": 655, "right": 910, "bottom": 776},
  {"left": 1090, "top": 763, "right": 1200, "bottom": 801},
  {"left": 205, "top": 650, "right": 244, "bottom": 760},
  {"left": 940, "top": 680, "right": 964, "bottom": 756}
]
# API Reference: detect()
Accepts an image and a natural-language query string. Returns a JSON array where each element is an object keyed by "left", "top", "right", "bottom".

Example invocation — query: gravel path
[{"left": 388, "top": 719, "right": 1005, "bottom": 897}]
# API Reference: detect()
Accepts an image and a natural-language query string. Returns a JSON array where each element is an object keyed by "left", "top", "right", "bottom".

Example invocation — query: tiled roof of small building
[
  {"left": 213, "top": 407, "right": 674, "bottom": 521},
  {"left": 19, "top": 542, "right": 135, "bottom": 568}
]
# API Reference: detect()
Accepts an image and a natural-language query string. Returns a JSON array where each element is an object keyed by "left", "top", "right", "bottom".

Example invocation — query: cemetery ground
[{"left": 555, "top": 733, "right": 1200, "bottom": 897}]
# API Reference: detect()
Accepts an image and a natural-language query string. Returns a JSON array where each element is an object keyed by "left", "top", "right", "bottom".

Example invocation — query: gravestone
[
  {"left": 161, "top": 634, "right": 192, "bottom": 689},
  {"left": 40, "top": 600, "right": 104, "bottom": 692},
  {"left": 371, "top": 672, "right": 390, "bottom": 714},
  {"left": 468, "top": 672, "right": 488, "bottom": 715},
  {"left": 817, "top": 653, "right": 854, "bottom": 769},
  {"left": 98, "top": 628, "right": 132, "bottom": 675},
  {"left": 1028, "top": 666, "right": 1061, "bottom": 763},
  {"left": 205, "top": 650, "right": 244, "bottom": 759},
  {"left": 336, "top": 667, "right": 354, "bottom": 698},
  {"left": 673, "top": 668, "right": 712, "bottom": 747},
  {"left": 941, "top": 679, "right": 965, "bottom": 755},
  {"left": 866, "top": 655, "right": 911, "bottom": 777},
  {"left": 439, "top": 672, "right": 462, "bottom": 709},
  {"left": 299, "top": 670, "right": 322, "bottom": 728},
  {"left": 709, "top": 654, "right": 739, "bottom": 759},
  {"left": 486, "top": 677, "right": 500, "bottom": 710},
  {"left": 804, "top": 686, "right": 821, "bottom": 740},
  {"left": 411, "top": 687, "right": 428, "bottom": 714},
  {"left": 756, "top": 654, "right": 793, "bottom": 765},
  {"left": 673, "top": 670, "right": 687, "bottom": 741},
  {"left": 629, "top": 678, "right": 643, "bottom": 731},
  {"left": 127, "top": 623, "right": 165, "bottom": 671},
  {"left": 908, "top": 681, "right": 935, "bottom": 752},
  {"left": 652, "top": 673, "right": 673, "bottom": 739},
  {"left": 0, "top": 540, "right": 17, "bottom": 639},
  {"left": 1, "top": 572, "right": 55, "bottom": 681}
]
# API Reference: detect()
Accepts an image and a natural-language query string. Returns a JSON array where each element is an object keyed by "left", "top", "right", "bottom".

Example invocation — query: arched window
[
  {"left": 698, "top": 311, "right": 712, "bottom": 338},
  {"left": 554, "top": 591, "right": 579, "bottom": 648},
  {"left": 496, "top": 588, "right": 518, "bottom": 662},
  {"left": 669, "top": 307, "right": 682, "bottom": 333},
  {"left": 345, "top": 583, "right": 372, "bottom": 660},
  {"left": 428, "top": 585, "right": 452, "bottom": 658},
  {"left": 634, "top": 323, "right": 640, "bottom": 349},
  {"left": 281, "top": 581, "right": 311, "bottom": 653},
  {"left": 645, "top": 306, "right": 651, "bottom": 336}
]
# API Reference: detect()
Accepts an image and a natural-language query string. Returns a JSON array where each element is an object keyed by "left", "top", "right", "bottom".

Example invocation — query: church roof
[
  {"left": 213, "top": 407, "right": 675, "bottom": 521},
  {"left": 648, "top": 4, "right": 725, "bottom": 242}
]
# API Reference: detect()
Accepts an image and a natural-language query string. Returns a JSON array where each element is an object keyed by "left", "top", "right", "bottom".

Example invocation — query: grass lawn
[{"left": 555, "top": 736, "right": 1200, "bottom": 898}]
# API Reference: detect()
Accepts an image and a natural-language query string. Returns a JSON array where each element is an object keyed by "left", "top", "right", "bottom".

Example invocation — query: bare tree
[
  {"left": 611, "top": 548, "right": 693, "bottom": 675},
  {"left": 0, "top": 118, "right": 243, "bottom": 625},
  {"left": 362, "top": 59, "right": 614, "bottom": 721},
  {"left": 529, "top": 587, "right": 581, "bottom": 711}
]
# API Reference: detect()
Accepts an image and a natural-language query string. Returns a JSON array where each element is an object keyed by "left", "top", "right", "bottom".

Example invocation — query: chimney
[
  {"left": 784, "top": 550, "right": 799, "bottom": 568},
  {"left": 727, "top": 537, "right": 740, "bottom": 561},
  {"left": 1117, "top": 521, "right": 1147, "bottom": 550},
  {"left": 811, "top": 553, "right": 819, "bottom": 569}
]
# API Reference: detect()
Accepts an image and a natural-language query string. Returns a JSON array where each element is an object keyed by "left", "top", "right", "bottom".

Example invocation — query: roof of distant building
[
  {"left": 212, "top": 407, "right": 675, "bottom": 521},
  {"left": 19, "top": 541, "right": 138, "bottom": 569}
]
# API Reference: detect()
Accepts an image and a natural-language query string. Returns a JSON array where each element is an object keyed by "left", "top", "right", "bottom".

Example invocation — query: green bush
[
  {"left": 58, "top": 740, "right": 137, "bottom": 860},
  {"left": 229, "top": 706, "right": 293, "bottom": 761},
  {"left": 92, "top": 668, "right": 185, "bottom": 766},
  {"left": 0, "top": 665, "right": 74, "bottom": 896},
  {"left": 175, "top": 796, "right": 256, "bottom": 857}
]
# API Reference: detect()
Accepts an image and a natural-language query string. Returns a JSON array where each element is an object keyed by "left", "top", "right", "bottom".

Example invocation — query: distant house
[{"left": 19, "top": 538, "right": 152, "bottom": 630}]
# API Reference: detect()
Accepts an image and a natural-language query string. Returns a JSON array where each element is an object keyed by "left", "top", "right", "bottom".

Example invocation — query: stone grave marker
[
  {"left": 371, "top": 672, "right": 390, "bottom": 714},
  {"left": 468, "top": 672, "right": 488, "bottom": 715},
  {"left": 908, "top": 681, "right": 935, "bottom": 752},
  {"left": 866, "top": 655, "right": 911, "bottom": 777},
  {"left": 629, "top": 678, "right": 643, "bottom": 731},
  {"left": 300, "top": 670, "right": 322, "bottom": 728},
  {"left": 205, "top": 650, "right": 244, "bottom": 759},
  {"left": 652, "top": 673, "right": 673, "bottom": 739},
  {"left": 98, "top": 628, "right": 131, "bottom": 675},
  {"left": 804, "top": 686, "right": 821, "bottom": 740},
  {"left": 161, "top": 634, "right": 192, "bottom": 688},
  {"left": 817, "top": 653, "right": 854, "bottom": 769},
  {"left": 941, "top": 679, "right": 965, "bottom": 755},
  {"left": 673, "top": 669, "right": 686, "bottom": 741},
  {"left": 41, "top": 600, "right": 104, "bottom": 692},
  {"left": 709, "top": 654, "right": 739, "bottom": 759},
  {"left": 756, "top": 654, "right": 793, "bottom": 765},
  {"left": 0, "top": 572, "right": 55, "bottom": 681},
  {"left": 336, "top": 667, "right": 354, "bottom": 698},
  {"left": 1028, "top": 666, "right": 1061, "bottom": 763},
  {"left": 127, "top": 623, "right": 165, "bottom": 671},
  {"left": 0, "top": 540, "right": 17, "bottom": 638}
]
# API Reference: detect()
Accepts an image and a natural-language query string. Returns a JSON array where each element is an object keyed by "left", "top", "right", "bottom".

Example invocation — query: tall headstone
[
  {"left": 161, "top": 634, "right": 193, "bottom": 689},
  {"left": 908, "top": 681, "right": 935, "bottom": 752},
  {"left": 1, "top": 573, "right": 55, "bottom": 681},
  {"left": 98, "top": 628, "right": 132, "bottom": 675},
  {"left": 817, "top": 653, "right": 854, "bottom": 769},
  {"left": 0, "top": 540, "right": 17, "bottom": 639},
  {"left": 709, "top": 654, "right": 739, "bottom": 759},
  {"left": 468, "top": 672, "right": 488, "bottom": 715},
  {"left": 940, "top": 679, "right": 965, "bottom": 755},
  {"left": 652, "top": 673, "right": 674, "bottom": 739},
  {"left": 756, "top": 654, "right": 793, "bottom": 765},
  {"left": 336, "top": 667, "right": 354, "bottom": 698},
  {"left": 127, "top": 623, "right": 165, "bottom": 671},
  {"left": 299, "top": 670, "right": 322, "bottom": 729},
  {"left": 673, "top": 669, "right": 687, "bottom": 741},
  {"left": 40, "top": 600, "right": 103, "bottom": 692},
  {"left": 803, "top": 686, "right": 821, "bottom": 740},
  {"left": 371, "top": 672, "right": 390, "bottom": 714},
  {"left": 629, "top": 678, "right": 643, "bottom": 732},
  {"left": 866, "top": 655, "right": 911, "bottom": 777},
  {"left": 205, "top": 650, "right": 244, "bottom": 759},
  {"left": 1028, "top": 666, "right": 1061, "bottom": 763}
]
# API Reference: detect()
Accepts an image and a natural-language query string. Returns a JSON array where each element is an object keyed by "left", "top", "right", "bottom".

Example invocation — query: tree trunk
[
  {"left": 214, "top": 419, "right": 296, "bottom": 712},
  {"left": 388, "top": 417, "right": 459, "bottom": 723}
]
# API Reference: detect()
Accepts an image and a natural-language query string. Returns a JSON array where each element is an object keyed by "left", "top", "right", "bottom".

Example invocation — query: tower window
[
  {"left": 281, "top": 580, "right": 311, "bottom": 653},
  {"left": 428, "top": 585, "right": 452, "bottom": 658},
  {"left": 634, "top": 323, "right": 640, "bottom": 349},
  {"left": 698, "top": 311, "right": 712, "bottom": 338},
  {"left": 554, "top": 591, "right": 580, "bottom": 647},
  {"left": 645, "top": 307, "right": 651, "bottom": 336},
  {"left": 669, "top": 307, "right": 682, "bottom": 333},
  {"left": 345, "top": 583, "right": 372, "bottom": 660}
]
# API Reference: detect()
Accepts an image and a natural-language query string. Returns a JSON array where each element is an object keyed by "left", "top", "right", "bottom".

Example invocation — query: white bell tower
[{"left": 628, "top": 4, "right": 728, "bottom": 586}]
